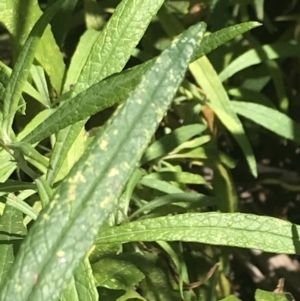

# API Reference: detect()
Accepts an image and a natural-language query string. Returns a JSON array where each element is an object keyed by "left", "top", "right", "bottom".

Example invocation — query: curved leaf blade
[
  {"left": 0, "top": 180, "right": 35, "bottom": 193},
  {"left": 72, "top": 0, "right": 165, "bottom": 95},
  {"left": 46, "top": 0, "right": 166, "bottom": 186},
  {"left": 6, "top": 193, "right": 38, "bottom": 221},
  {"left": 63, "top": 29, "right": 100, "bottom": 93},
  {"left": 219, "top": 42, "right": 300, "bottom": 82},
  {"left": 194, "top": 22, "right": 261, "bottom": 61},
  {"left": 21, "top": 22, "right": 260, "bottom": 145},
  {"left": 0, "top": 22, "right": 205, "bottom": 301},
  {"left": 96, "top": 212, "right": 300, "bottom": 255},
  {"left": 22, "top": 65, "right": 150, "bottom": 144},
  {"left": 141, "top": 124, "right": 207, "bottom": 164},
  {"left": 190, "top": 57, "right": 257, "bottom": 176},
  {"left": 232, "top": 101, "right": 300, "bottom": 143}
]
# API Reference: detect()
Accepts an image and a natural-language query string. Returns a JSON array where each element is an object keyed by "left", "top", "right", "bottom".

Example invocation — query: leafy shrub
[{"left": 0, "top": 0, "right": 299, "bottom": 300}]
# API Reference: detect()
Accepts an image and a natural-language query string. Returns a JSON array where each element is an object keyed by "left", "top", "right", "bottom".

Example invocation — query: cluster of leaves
[{"left": 0, "top": 0, "right": 299, "bottom": 300}]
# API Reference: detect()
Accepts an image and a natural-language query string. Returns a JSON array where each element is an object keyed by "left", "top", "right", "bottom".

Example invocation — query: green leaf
[
  {"left": 193, "top": 21, "right": 261, "bottom": 61},
  {"left": 46, "top": 0, "right": 166, "bottom": 188},
  {"left": 35, "top": 177, "right": 52, "bottom": 208},
  {"left": 0, "top": 61, "right": 44, "bottom": 107},
  {"left": 22, "top": 22, "right": 260, "bottom": 146},
  {"left": 30, "top": 65, "right": 51, "bottom": 107},
  {"left": 255, "top": 289, "right": 291, "bottom": 301},
  {"left": 0, "top": 22, "right": 205, "bottom": 301},
  {"left": 212, "top": 163, "right": 238, "bottom": 212},
  {"left": 0, "top": 205, "right": 26, "bottom": 286},
  {"left": 157, "top": 9, "right": 257, "bottom": 177},
  {"left": 0, "top": 62, "right": 32, "bottom": 116},
  {"left": 141, "top": 124, "right": 207, "bottom": 164},
  {"left": 96, "top": 212, "right": 300, "bottom": 255},
  {"left": 145, "top": 171, "right": 207, "bottom": 185},
  {"left": 5, "top": 193, "right": 38, "bottom": 221},
  {"left": 63, "top": 29, "right": 100, "bottom": 93},
  {"left": 89, "top": 242, "right": 121, "bottom": 264},
  {"left": 244, "top": 36, "right": 289, "bottom": 112},
  {"left": 129, "top": 192, "right": 216, "bottom": 220},
  {"left": 208, "top": 102, "right": 256, "bottom": 176},
  {"left": 49, "top": 128, "right": 86, "bottom": 185},
  {"left": 155, "top": 241, "right": 187, "bottom": 299},
  {"left": 190, "top": 56, "right": 257, "bottom": 177},
  {"left": 228, "top": 87, "right": 275, "bottom": 108},
  {"left": 137, "top": 253, "right": 177, "bottom": 301},
  {"left": 60, "top": 257, "right": 98, "bottom": 301},
  {"left": 232, "top": 101, "right": 300, "bottom": 144},
  {"left": 0, "top": 149, "right": 16, "bottom": 182},
  {"left": 219, "top": 43, "right": 300, "bottom": 82},
  {"left": 0, "top": 180, "right": 35, "bottom": 193},
  {"left": 0, "top": 0, "right": 65, "bottom": 93},
  {"left": 21, "top": 65, "right": 150, "bottom": 144},
  {"left": 93, "top": 257, "right": 145, "bottom": 289},
  {"left": 139, "top": 178, "right": 184, "bottom": 194},
  {"left": 17, "top": 109, "right": 55, "bottom": 141},
  {"left": 46, "top": 123, "right": 85, "bottom": 186},
  {"left": 115, "top": 168, "right": 145, "bottom": 224},
  {"left": 74, "top": 0, "right": 165, "bottom": 95},
  {"left": 1, "top": 0, "right": 64, "bottom": 141}
]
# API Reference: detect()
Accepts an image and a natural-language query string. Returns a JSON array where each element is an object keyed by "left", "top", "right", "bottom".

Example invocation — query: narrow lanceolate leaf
[
  {"left": 0, "top": 205, "right": 26, "bottom": 286},
  {"left": 73, "top": 0, "right": 165, "bottom": 95},
  {"left": 218, "top": 42, "right": 300, "bottom": 82},
  {"left": 0, "top": 180, "right": 35, "bottom": 193},
  {"left": 6, "top": 194, "right": 38, "bottom": 221},
  {"left": 49, "top": 128, "right": 86, "bottom": 185},
  {"left": 144, "top": 171, "right": 206, "bottom": 185},
  {"left": 22, "top": 64, "right": 151, "bottom": 144},
  {"left": 190, "top": 56, "right": 257, "bottom": 176},
  {"left": 232, "top": 101, "right": 300, "bottom": 144},
  {"left": 1, "top": 0, "right": 64, "bottom": 141},
  {"left": 157, "top": 4, "right": 256, "bottom": 177},
  {"left": 46, "top": 122, "right": 85, "bottom": 186},
  {"left": 0, "top": 23, "right": 205, "bottom": 301},
  {"left": 141, "top": 124, "right": 207, "bottom": 163},
  {"left": 48, "top": 0, "right": 165, "bottom": 186},
  {"left": 193, "top": 21, "right": 261, "bottom": 61},
  {"left": 21, "top": 21, "right": 259, "bottom": 145},
  {"left": 63, "top": 29, "right": 100, "bottom": 93},
  {"left": 129, "top": 193, "right": 216, "bottom": 220},
  {"left": 96, "top": 212, "right": 300, "bottom": 255}
]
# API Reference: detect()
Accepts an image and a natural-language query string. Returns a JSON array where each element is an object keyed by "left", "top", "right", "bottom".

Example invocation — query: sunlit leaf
[
  {"left": 97, "top": 212, "right": 300, "bottom": 255},
  {"left": 0, "top": 22, "right": 204, "bottom": 301}
]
